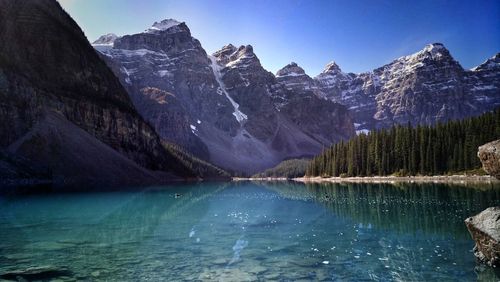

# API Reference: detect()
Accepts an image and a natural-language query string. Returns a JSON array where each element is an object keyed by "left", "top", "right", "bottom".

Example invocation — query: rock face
[
  {"left": 94, "top": 23, "right": 355, "bottom": 174},
  {"left": 465, "top": 207, "right": 500, "bottom": 267},
  {"left": 314, "top": 43, "right": 500, "bottom": 132},
  {"left": 0, "top": 0, "right": 201, "bottom": 185},
  {"left": 478, "top": 140, "right": 500, "bottom": 179}
]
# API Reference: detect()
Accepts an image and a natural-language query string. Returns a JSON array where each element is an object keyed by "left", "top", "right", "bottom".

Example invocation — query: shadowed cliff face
[{"left": 0, "top": 0, "right": 198, "bottom": 185}]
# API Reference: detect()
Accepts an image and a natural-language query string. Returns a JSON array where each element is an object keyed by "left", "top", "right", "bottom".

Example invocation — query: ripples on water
[{"left": 0, "top": 181, "right": 499, "bottom": 281}]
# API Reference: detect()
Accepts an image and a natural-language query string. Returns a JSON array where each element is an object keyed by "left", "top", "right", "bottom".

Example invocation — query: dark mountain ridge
[{"left": 0, "top": 0, "right": 227, "bottom": 186}]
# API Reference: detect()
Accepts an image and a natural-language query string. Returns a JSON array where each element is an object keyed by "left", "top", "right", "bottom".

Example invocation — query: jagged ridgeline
[{"left": 306, "top": 108, "right": 500, "bottom": 177}]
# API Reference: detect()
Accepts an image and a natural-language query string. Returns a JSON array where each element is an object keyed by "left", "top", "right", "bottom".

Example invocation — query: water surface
[{"left": 1, "top": 181, "right": 499, "bottom": 281}]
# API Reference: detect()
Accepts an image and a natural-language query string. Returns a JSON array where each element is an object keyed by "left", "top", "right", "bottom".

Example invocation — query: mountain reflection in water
[{"left": 0, "top": 181, "right": 499, "bottom": 281}]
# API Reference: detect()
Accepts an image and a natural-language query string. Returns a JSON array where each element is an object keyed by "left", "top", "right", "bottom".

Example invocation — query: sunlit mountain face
[{"left": 92, "top": 19, "right": 498, "bottom": 175}]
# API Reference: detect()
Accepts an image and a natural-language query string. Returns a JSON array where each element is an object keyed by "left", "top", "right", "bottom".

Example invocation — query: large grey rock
[
  {"left": 478, "top": 139, "right": 500, "bottom": 179},
  {"left": 465, "top": 207, "right": 500, "bottom": 267}
]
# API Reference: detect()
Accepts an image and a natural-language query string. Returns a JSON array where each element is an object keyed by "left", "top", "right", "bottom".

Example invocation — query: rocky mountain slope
[
  {"left": 0, "top": 0, "right": 220, "bottom": 186},
  {"left": 313, "top": 43, "right": 500, "bottom": 132},
  {"left": 94, "top": 21, "right": 354, "bottom": 174},
  {"left": 92, "top": 19, "right": 498, "bottom": 174}
]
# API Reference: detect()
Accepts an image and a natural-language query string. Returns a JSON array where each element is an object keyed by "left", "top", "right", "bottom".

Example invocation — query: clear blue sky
[{"left": 58, "top": 0, "right": 499, "bottom": 76}]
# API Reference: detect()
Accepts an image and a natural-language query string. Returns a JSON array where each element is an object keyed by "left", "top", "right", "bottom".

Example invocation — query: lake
[{"left": 1, "top": 181, "right": 499, "bottom": 281}]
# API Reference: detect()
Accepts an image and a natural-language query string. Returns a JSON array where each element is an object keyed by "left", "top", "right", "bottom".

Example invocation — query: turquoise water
[{"left": 0, "top": 181, "right": 499, "bottom": 281}]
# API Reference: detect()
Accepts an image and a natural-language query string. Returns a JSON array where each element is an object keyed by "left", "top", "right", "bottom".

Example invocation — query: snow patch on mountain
[
  {"left": 146, "top": 19, "right": 181, "bottom": 33},
  {"left": 356, "top": 129, "right": 370, "bottom": 135},
  {"left": 92, "top": 33, "right": 119, "bottom": 46},
  {"left": 208, "top": 55, "right": 248, "bottom": 123},
  {"left": 472, "top": 53, "right": 500, "bottom": 71},
  {"left": 226, "top": 53, "right": 256, "bottom": 69}
]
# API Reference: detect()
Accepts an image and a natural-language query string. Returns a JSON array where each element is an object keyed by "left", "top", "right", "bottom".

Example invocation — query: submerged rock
[
  {"left": 465, "top": 207, "right": 500, "bottom": 267},
  {"left": 212, "top": 258, "right": 228, "bottom": 265},
  {"left": 478, "top": 140, "right": 500, "bottom": 179},
  {"left": 0, "top": 265, "right": 71, "bottom": 281}
]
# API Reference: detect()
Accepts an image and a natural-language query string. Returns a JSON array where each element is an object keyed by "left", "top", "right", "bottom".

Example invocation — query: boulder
[
  {"left": 464, "top": 207, "right": 500, "bottom": 267},
  {"left": 478, "top": 140, "right": 500, "bottom": 179}
]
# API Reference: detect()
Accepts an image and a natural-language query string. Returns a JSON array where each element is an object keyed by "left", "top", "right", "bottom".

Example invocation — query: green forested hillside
[
  {"left": 306, "top": 109, "right": 500, "bottom": 177},
  {"left": 162, "top": 142, "right": 230, "bottom": 179},
  {"left": 253, "top": 159, "right": 310, "bottom": 178}
]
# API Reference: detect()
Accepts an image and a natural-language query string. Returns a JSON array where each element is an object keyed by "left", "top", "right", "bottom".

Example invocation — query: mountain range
[
  {"left": 93, "top": 20, "right": 354, "bottom": 174},
  {"left": 93, "top": 19, "right": 499, "bottom": 174},
  {"left": 0, "top": 0, "right": 498, "bottom": 185}
]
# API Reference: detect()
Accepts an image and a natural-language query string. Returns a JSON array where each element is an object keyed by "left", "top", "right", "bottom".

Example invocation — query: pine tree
[{"left": 305, "top": 108, "right": 500, "bottom": 177}]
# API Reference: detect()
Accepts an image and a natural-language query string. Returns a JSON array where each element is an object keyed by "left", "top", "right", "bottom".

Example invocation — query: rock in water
[
  {"left": 464, "top": 207, "right": 500, "bottom": 267},
  {"left": 478, "top": 140, "right": 500, "bottom": 180},
  {"left": 0, "top": 266, "right": 71, "bottom": 281}
]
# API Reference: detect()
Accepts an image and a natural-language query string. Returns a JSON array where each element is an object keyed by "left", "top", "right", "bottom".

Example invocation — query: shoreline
[{"left": 234, "top": 175, "right": 500, "bottom": 184}]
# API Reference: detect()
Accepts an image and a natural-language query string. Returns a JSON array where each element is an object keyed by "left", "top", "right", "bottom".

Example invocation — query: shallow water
[{"left": 0, "top": 181, "right": 499, "bottom": 281}]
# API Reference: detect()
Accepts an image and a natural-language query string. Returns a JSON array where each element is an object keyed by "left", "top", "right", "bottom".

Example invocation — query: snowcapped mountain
[
  {"left": 92, "top": 18, "right": 498, "bottom": 173},
  {"left": 466, "top": 53, "right": 500, "bottom": 105},
  {"left": 276, "top": 62, "right": 319, "bottom": 93},
  {"left": 93, "top": 20, "right": 354, "bottom": 174},
  {"left": 92, "top": 33, "right": 119, "bottom": 46},
  {"left": 314, "top": 43, "right": 500, "bottom": 131},
  {"left": 146, "top": 19, "right": 182, "bottom": 33}
]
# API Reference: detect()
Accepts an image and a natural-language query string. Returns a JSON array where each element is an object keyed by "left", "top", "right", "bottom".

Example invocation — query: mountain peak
[
  {"left": 92, "top": 33, "right": 119, "bottom": 46},
  {"left": 224, "top": 43, "right": 236, "bottom": 50},
  {"left": 214, "top": 44, "right": 261, "bottom": 70},
  {"left": 392, "top": 42, "right": 456, "bottom": 67},
  {"left": 409, "top": 42, "right": 453, "bottom": 61},
  {"left": 212, "top": 44, "right": 239, "bottom": 65},
  {"left": 276, "top": 62, "right": 306, "bottom": 77},
  {"left": 232, "top": 45, "right": 256, "bottom": 61},
  {"left": 472, "top": 52, "right": 500, "bottom": 71},
  {"left": 323, "top": 61, "right": 342, "bottom": 73},
  {"left": 146, "top": 19, "right": 183, "bottom": 33},
  {"left": 423, "top": 42, "right": 448, "bottom": 55},
  {"left": 237, "top": 45, "right": 254, "bottom": 55},
  {"left": 213, "top": 43, "right": 237, "bottom": 56}
]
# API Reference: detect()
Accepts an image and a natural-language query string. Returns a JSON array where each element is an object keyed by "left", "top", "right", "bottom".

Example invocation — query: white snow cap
[
  {"left": 146, "top": 19, "right": 181, "bottom": 33},
  {"left": 420, "top": 43, "right": 450, "bottom": 59},
  {"left": 92, "top": 33, "right": 119, "bottom": 46},
  {"left": 423, "top": 43, "right": 446, "bottom": 53},
  {"left": 471, "top": 53, "right": 500, "bottom": 71},
  {"left": 276, "top": 62, "right": 306, "bottom": 77},
  {"left": 323, "top": 61, "right": 342, "bottom": 73}
]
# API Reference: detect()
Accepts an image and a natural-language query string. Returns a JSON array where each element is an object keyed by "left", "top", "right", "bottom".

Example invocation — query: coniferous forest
[{"left": 306, "top": 108, "right": 500, "bottom": 177}]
